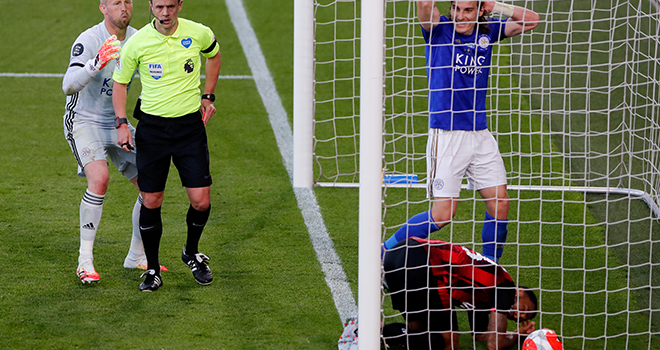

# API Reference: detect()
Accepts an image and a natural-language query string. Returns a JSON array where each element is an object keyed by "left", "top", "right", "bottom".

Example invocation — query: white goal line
[{"left": 0, "top": 72, "right": 254, "bottom": 79}]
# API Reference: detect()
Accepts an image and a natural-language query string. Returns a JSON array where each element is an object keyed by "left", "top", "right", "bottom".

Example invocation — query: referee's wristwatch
[
  {"left": 201, "top": 93, "right": 216, "bottom": 103},
  {"left": 115, "top": 117, "right": 128, "bottom": 129}
]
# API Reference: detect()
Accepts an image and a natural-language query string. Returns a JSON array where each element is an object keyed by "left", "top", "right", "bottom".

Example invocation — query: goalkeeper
[
  {"left": 382, "top": 1, "right": 540, "bottom": 263},
  {"left": 383, "top": 238, "right": 538, "bottom": 350},
  {"left": 62, "top": 0, "right": 162, "bottom": 284}
]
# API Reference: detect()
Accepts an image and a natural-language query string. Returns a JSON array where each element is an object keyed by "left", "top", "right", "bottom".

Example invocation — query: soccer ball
[{"left": 523, "top": 329, "right": 563, "bottom": 350}]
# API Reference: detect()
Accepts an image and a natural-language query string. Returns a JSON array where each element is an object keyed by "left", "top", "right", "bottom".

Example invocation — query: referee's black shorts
[
  {"left": 135, "top": 107, "right": 212, "bottom": 193},
  {"left": 383, "top": 239, "right": 458, "bottom": 332}
]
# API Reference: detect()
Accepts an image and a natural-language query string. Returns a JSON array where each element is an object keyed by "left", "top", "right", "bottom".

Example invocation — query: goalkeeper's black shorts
[
  {"left": 135, "top": 107, "right": 212, "bottom": 193},
  {"left": 383, "top": 239, "right": 458, "bottom": 332}
]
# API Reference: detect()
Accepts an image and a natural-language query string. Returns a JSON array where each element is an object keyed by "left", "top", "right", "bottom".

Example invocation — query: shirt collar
[{"left": 150, "top": 18, "right": 182, "bottom": 40}]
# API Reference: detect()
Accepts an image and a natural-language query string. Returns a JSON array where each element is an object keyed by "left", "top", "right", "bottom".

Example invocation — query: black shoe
[
  {"left": 139, "top": 269, "right": 163, "bottom": 292},
  {"left": 181, "top": 247, "right": 213, "bottom": 285}
]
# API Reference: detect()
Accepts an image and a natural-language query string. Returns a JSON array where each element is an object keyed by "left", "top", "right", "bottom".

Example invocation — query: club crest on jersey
[
  {"left": 433, "top": 178, "right": 445, "bottom": 191},
  {"left": 148, "top": 63, "right": 163, "bottom": 80},
  {"left": 478, "top": 35, "right": 491, "bottom": 50},
  {"left": 81, "top": 147, "right": 91, "bottom": 158},
  {"left": 181, "top": 38, "right": 192, "bottom": 49}
]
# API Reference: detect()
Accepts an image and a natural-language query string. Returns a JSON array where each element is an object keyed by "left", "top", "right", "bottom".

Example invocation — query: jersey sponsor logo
[
  {"left": 184, "top": 59, "right": 194, "bottom": 74},
  {"left": 454, "top": 53, "right": 486, "bottom": 75},
  {"left": 461, "top": 246, "right": 500, "bottom": 267},
  {"left": 101, "top": 78, "right": 113, "bottom": 96},
  {"left": 459, "top": 302, "right": 475, "bottom": 310},
  {"left": 72, "top": 43, "right": 84, "bottom": 57},
  {"left": 433, "top": 178, "right": 444, "bottom": 191},
  {"left": 181, "top": 38, "right": 192, "bottom": 49},
  {"left": 148, "top": 63, "right": 163, "bottom": 80}
]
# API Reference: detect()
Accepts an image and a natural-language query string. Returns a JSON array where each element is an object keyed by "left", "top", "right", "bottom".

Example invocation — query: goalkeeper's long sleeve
[{"left": 62, "top": 63, "right": 98, "bottom": 95}]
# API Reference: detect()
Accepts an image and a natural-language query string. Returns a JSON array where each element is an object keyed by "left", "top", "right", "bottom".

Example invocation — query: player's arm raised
[
  {"left": 482, "top": 1, "right": 540, "bottom": 38},
  {"left": 417, "top": 1, "right": 440, "bottom": 31},
  {"left": 63, "top": 35, "right": 121, "bottom": 95}
]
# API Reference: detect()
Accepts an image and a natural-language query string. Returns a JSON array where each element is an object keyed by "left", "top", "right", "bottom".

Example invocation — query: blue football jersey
[{"left": 422, "top": 16, "right": 507, "bottom": 130}]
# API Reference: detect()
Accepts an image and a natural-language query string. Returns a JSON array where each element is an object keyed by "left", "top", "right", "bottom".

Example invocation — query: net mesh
[{"left": 312, "top": 0, "right": 660, "bottom": 348}]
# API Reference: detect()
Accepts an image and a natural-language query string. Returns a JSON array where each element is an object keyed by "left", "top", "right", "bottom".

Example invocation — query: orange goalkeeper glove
[{"left": 88, "top": 35, "right": 121, "bottom": 72}]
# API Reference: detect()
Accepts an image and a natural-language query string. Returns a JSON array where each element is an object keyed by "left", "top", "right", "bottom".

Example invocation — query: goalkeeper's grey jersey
[{"left": 63, "top": 21, "right": 137, "bottom": 129}]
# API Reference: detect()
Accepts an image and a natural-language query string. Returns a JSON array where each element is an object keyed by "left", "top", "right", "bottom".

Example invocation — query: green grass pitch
[{"left": 1, "top": 0, "right": 659, "bottom": 349}]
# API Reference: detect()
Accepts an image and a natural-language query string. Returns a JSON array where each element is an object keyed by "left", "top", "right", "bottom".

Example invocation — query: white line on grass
[
  {"left": 0, "top": 73, "right": 253, "bottom": 79},
  {"left": 225, "top": 0, "right": 358, "bottom": 322}
]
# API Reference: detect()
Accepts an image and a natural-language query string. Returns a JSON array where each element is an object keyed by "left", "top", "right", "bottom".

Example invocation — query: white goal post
[{"left": 294, "top": 0, "right": 660, "bottom": 349}]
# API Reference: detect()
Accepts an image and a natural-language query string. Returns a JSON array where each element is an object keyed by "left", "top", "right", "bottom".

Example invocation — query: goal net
[{"left": 300, "top": 0, "right": 660, "bottom": 348}]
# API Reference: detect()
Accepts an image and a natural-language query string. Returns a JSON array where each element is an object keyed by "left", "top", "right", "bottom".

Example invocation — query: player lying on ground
[{"left": 383, "top": 238, "right": 537, "bottom": 350}]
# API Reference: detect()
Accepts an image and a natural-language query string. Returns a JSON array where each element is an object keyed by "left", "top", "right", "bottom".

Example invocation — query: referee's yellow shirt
[{"left": 113, "top": 18, "right": 219, "bottom": 118}]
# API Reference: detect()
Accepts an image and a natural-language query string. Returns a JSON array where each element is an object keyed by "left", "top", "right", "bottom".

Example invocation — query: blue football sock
[
  {"left": 481, "top": 211, "right": 508, "bottom": 262},
  {"left": 384, "top": 211, "right": 441, "bottom": 250}
]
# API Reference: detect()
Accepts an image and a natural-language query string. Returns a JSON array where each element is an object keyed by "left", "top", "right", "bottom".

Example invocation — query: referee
[{"left": 112, "top": 0, "right": 221, "bottom": 292}]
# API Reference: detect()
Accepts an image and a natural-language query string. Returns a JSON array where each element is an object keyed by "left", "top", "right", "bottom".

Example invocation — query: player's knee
[
  {"left": 87, "top": 176, "right": 109, "bottom": 195},
  {"left": 141, "top": 192, "right": 164, "bottom": 209},
  {"left": 190, "top": 199, "right": 210, "bottom": 212},
  {"left": 431, "top": 202, "right": 456, "bottom": 225}
]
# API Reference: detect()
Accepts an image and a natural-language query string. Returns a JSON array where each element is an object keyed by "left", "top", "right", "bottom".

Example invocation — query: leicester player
[
  {"left": 62, "top": 0, "right": 164, "bottom": 284},
  {"left": 383, "top": 238, "right": 538, "bottom": 350},
  {"left": 383, "top": 1, "right": 540, "bottom": 263}
]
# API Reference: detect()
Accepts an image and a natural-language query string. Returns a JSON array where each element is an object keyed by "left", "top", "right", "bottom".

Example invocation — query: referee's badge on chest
[{"left": 148, "top": 63, "right": 164, "bottom": 80}]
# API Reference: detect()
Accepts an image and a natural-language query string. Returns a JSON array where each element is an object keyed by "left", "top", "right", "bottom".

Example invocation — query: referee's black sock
[
  {"left": 185, "top": 204, "right": 210, "bottom": 255},
  {"left": 139, "top": 205, "right": 163, "bottom": 273}
]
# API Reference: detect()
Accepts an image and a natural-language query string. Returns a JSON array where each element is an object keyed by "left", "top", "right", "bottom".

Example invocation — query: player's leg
[
  {"left": 172, "top": 110, "right": 213, "bottom": 285},
  {"left": 180, "top": 187, "right": 213, "bottom": 285},
  {"left": 383, "top": 239, "right": 453, "bottom": 350},
  {"left": 469, "top": 130, "right": 509, "bottom": 262},
  {"left": 78, "top": 159, "right": 110, "bottom": 283},
  {"left": 133, "top": 112, "right": 171, "bottom": 291},
  {"left": 478, "top": 185, "right": 509, "bottom": 262},
  {"left": 383, "top": 129, "right": 466, "bottom": 250},
  {"left": 138, "top": 191, "right": 165, "bottom": 291},
  {"left": 123, "top": 178, "right": 147, "bottom": 268},
  {"left": 107, "top": 125, "right": 149, "bottom": 269}
]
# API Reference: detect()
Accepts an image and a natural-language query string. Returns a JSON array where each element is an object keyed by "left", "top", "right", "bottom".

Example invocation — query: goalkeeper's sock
[
  {"left": 383, "top": 211, "right": 440, "bottom": 250},
  {"left": 126, "top": 195, "right": 145, "bottom": 261},
  {"left": 481, "top": 211, "right": 508, "bottom": 262},
  {"left": 184, "top": 205, "right": 211, "bottom": 255},
  {"left": 79, "top": 190, "right": 104, "bottom": 265},
  {"left": 139, "top": 205, "right": 163, "bottom": 273}
]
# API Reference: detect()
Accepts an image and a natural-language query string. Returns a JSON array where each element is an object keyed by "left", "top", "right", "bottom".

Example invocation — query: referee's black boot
[
  {"left": 139, "top": 269, "right": 163, "bottom": 292},
  {"left": 181, "top": 246, "right": 213, "bottom": 285}
]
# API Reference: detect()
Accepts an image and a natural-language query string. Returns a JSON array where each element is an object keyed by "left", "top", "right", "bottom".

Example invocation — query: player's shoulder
[
  {"left": 126, "top": 25, "right": 139, "bottom": 39},
  {"left": 179, "top": 17, "right": 213, "bottom": 33},
  {"left": 70, "top": 22, "right": 105, "bottom": 58}
]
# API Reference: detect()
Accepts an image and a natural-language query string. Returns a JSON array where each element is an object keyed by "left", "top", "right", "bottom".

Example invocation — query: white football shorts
[
  {"left": 426, "top": 128, "right": 507, "bottom": 198},
  {"left": 65, "top": 121, "right": 138, "bottom": 180}
]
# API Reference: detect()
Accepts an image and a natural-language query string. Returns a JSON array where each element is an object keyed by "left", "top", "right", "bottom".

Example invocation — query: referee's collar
[{"left": 150, "top": 18, "right": 182, "bottom": 40}]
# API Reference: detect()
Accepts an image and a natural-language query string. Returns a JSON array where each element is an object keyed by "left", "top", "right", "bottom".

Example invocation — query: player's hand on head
[
  {"left": 481, "top": 1, "right": 496, "bottom": 14},
  {"left": 93, "top": 35, "right": 121, "bottom": 71}
]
